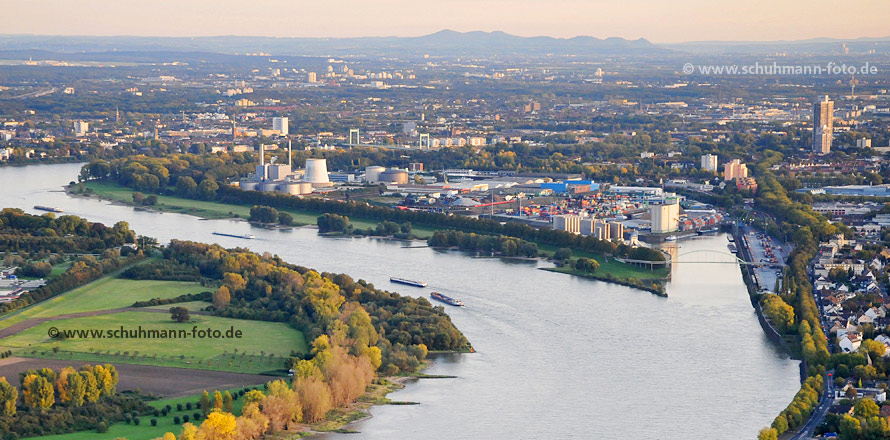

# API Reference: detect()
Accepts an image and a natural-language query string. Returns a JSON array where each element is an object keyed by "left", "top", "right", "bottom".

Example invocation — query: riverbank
[{"left": 542, "top": 266, "right": 668, "bottom": 296}]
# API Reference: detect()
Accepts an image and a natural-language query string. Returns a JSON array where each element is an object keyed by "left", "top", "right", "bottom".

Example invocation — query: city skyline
[{"left": 4, "top": 0, "right": 890, "bottom": 43}]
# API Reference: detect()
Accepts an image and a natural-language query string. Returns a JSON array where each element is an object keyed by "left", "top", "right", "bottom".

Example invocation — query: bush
[
  {"left": 182, "top": 415, "right": 190, "bottom": 423},
  {"left": 96, "top": 421, "right": 108, "bottom": 433},
  {"left": 151, "top": 418, "right": 158, "bottom": 426},
  {"left": 174, "top": 416, "right": 181, "bottom": 424},
  {"left": 177, "top": 403, "right": 183, "bottom": 411}
]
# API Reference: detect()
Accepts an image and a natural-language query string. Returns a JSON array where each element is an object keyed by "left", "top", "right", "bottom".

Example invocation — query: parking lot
[{"left": 740, "top": 229, "right": 789, "bottom": 293}]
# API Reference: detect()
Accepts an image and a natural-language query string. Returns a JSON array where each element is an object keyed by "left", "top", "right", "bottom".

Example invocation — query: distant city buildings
[
  {"left": 724, "top": 159, "right": 748, "bottom": 181},
  {"left": 813, "top": 95, "right": 834, "bottom": 154},
  {"left": 857, "top": 138, "right": 872, "bottom": 149},
  {"left": 701, "top": 154, "right": 718, "bottom": 173},
  {"left": 552, "top": 214, "right": 581, "bottom": 234}
]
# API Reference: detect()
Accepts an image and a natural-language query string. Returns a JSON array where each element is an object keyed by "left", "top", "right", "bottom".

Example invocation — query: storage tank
[
  {"left": 240, "top": 181, "right": 259, "bottom": 191},
  {"left": 378, "top": 169, "right": 409, "bottom": 185},
  {"left": 259, "top": 182, "right": 280, "bottom": 192},
  {"left": 279, "top": 182, "right": 314, "bottom": 195},
  {"left": 304, "top": 158, "right": 330, "bottom": 184},
  {"left": 365, "top": 166, "right": 385, "bottom": 183}
]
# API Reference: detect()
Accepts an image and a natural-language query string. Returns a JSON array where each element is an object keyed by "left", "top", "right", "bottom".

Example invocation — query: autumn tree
[
  {"left": 170, "top": 306, "right": 191, "bottom": 323},
  {"left": 67, "top": 372, "right": 86, "bottom": 407},
  {"left": 179, "top": 422, "right": 199, "bottom": 440},
  {"left": 223, "top": 272, "right": 247, "bottom": 292},
  {"left": 197, "top": 411, "right": 237, "bottom": 440},
  {"left": 294, "top": 376, "right": 332, "bottom": 423},
  {"left": 235, "top": 402, "right": 269, "bottom": 439},
  {"left": 213, "top": 285, "right": 231, "bottom": 309},
  {"left": 757, "top": 427, "right": 778, "bottom": 440},
  {"left": 213, "top": 390, "right": 224, "bottom": 411},
  {"left": 199, "top": 390, "right": 211, "bottom": 417},
  {"left": 223, "top": 391, "right": 233, "bottom": 413},
  {"left": 0, "top": 377, "right": 16, "bottom": 416},
  {"left": 55, "top": 367, "right": 76, "bottom": 404},
  {"left": 25, "top": 375, "right": 54, "bottom": 410}
]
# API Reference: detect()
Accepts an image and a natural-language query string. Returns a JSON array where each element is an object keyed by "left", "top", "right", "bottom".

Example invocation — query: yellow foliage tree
[
  {"left": 179, "top": 422, "right": 199, "bottom": 440},
  {"left": 213, "top": 285, "right": 231, "bottom": 309},
  {"left": 0, "top": 377, "right": 17, "bottom": 416},
  {"left": 55, "top": 367, "right": 77, "bottom": 404},
  {"left": 198, "top": 411, "right": 238, "bottom": 440}
]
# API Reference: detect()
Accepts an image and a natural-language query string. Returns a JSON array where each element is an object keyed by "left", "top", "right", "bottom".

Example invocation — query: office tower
[
  {"left": 73, "top": 120, "right": 89, "bottom": 136},
  {"left": 272, "top": 117, "right": 289, "bottom": 136},
  {"left": 813, "top": 95, "right": 834, "bottom": 154},
  {"left": 701, "top": 154, "right": 718, "bottom": 173},
  {"left": 308, "top": 72, "right": 317, "bottom": 83}
]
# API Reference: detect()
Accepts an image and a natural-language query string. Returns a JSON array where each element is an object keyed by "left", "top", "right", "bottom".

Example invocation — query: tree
[
  {"left": 132, "top": 192, "right": 144, "bottom": 205},
  {"left": 249, "top": 205, "right": 279, "bottom": 223},
  {"left": 212, "top": 286, "right": 231, "bottom": 309},
  {"left": 855, "top": 398, "right": 880, "bottom": 418},
  {"left": 757, "top": 427, "right": 778, "bottom": 440},
  {"left": 176, "top": 176, "right": 197, "bottom": 196},
  {"left": 80, "top": 369, "right": 101, "bottom": 402},
  {"left": 554, "top": 247, "right": 572, "bottom": 261},
  {"left": 198, "top": 411, "right": 237, "bottom": 440},
  {"left": 163, "top": 433, "right": 177, "bottom": 440},
  {"left": 25, "top": 375, "right": 54, "bottom": 410},
  {"left": 223, "top": 391, "right": 233, "bottom": 413},
  {"left": 179, "top": 423, "right": 199, "bottom": 440},
  {"left": 170, "top": 306, "right": 191, "bottom": 323},
  {"left": 199, "top": 390, "right": 211, "bottom": 417},
  {"left": 278, "top": 212, "right": 294, "bottom": 226},
  {"left": 213, "top": 390, "right": 223, "bottom": 411},
  {"left": 317, "top": 213, "right": 350, "bottom": 233},
  {"left": 0, "top": 377, "right": 16, "bottom": 416},
  {"left": 223, "top": 272, "right": 246, "bottom": 292},
  {"left": 197, "top": 179, "right": 219, "bottom": 200},
  {"left": 67, "top": 372, "right": 86, "bottom": 407},
  {"left": 574, "top": 257, "right": 600, "bottom": 273},
  {"left": 294, "top": 376, "right": 333, "bottom": 423}
]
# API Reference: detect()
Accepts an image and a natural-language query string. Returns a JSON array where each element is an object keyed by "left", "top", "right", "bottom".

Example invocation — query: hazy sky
[{"left": 5, "top": 0, "right": 889, "bottom": 43}]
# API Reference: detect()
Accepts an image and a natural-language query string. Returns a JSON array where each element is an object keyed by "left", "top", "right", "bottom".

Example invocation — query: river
[{"left": 0, "top": 163, "right": 799, "bottom": 439}]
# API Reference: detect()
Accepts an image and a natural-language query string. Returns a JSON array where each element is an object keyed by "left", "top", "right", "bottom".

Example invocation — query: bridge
[{"left": 674, "top": 249, "right": 785, "bottom": 267}]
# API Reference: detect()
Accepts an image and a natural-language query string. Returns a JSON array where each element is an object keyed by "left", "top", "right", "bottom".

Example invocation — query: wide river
[{"left": 0, "top": 163, "right": 799, "bottom": 439}]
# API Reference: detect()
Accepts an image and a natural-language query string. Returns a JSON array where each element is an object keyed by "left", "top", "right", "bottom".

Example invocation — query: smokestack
[
  {"left": 288, "top": 139, "right": 292, "bottom": 167},
  {"left": 259, "top": 144, "right": 264, "bottom": 166}
]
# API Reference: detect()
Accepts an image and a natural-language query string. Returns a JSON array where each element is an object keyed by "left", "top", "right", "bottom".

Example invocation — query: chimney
[
  {"left": 288, "top": 139, "right": 292, "bottom": 167},
  {"left": 259, "top": 144, "right": 264, "bottom": 166}
]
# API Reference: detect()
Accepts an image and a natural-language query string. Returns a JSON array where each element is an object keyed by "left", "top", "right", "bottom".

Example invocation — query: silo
[
  {"left": 304, "top": 158, "right": 330, "bottom": 184},
  {"left": 240, "top": 181, "right": 259, "bottom": 191},
  {"left": 379, "top": 169, "right": 409, "bottom": 185},
  {"left": 365, "top": 166, "right": 385, "bottom": 183},
  {"left": 279, "top": 182, "right": 305, "bottom": 195}
]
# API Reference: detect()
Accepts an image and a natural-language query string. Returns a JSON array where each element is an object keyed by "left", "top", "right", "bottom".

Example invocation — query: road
[{"left": 788, "top": 372, "right": 834, "bottom": 440}]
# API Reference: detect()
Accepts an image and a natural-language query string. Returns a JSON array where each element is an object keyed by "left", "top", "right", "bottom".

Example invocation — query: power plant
[{"left": 238, "top": 142, "right": 331, "bottom": 195}]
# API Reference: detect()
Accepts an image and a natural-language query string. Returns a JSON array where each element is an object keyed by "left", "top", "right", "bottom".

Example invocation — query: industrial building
[
  {"left": 650, "top": 197, "right": 680, "bottom": 234},
  {"left": 238, "top": 143, "right": 331, "bottom": 195}
]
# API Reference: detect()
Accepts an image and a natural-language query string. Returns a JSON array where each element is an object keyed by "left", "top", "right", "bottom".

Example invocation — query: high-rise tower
[{"left": 813, "top": 95, "right": 834, "bottom": 154}]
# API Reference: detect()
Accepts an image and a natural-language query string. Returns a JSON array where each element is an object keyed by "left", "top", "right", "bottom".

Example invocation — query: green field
[
  {"left": 4, "top": 311, "right": 307, "bottom": 372},
  {"left": 29, "top": 386, "right": 258, "bottom": 440},
  {"left": 80, "top": 180, "right": 435, "bottom": 238},
  {"left": 538, "top": 244, "right": 670, "bottom": 281},
  {"left": 0, "top": 277, "right": 208, "bottom": 330}
]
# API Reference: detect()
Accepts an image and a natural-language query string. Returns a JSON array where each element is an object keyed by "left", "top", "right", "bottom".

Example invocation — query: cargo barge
[
  {"left": 34, "top": 205, "right": 63, "bottom": 213},
  {"left": 212, "top": 232, "right": 256, "bottom": 240},
  {"left": 430, "top": 291, "right": 464, "bottom": 307},
  {"left": 390, "top": 277, "right": 427, "bottom": 288}
]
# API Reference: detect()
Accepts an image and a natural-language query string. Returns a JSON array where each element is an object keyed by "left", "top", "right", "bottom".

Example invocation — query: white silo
[
  {"left": 365, "top": 166, "right": 385, "bottom": 183},
  {"left": 303, "top": 158, "right": 330, "bottom": 184}
]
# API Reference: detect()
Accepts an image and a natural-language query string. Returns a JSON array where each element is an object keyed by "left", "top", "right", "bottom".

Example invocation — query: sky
[{"left": 4, "top": 0, "right": 889, "bottom": 43}]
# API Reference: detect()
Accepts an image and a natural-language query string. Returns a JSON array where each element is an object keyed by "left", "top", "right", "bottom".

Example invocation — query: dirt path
[{"left": 0, "top": 307, "right": 212, "bottom": 339}]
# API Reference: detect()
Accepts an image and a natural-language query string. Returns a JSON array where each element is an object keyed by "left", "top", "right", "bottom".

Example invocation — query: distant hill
[
  {"left": 0, "top": 31, "right": 660, "bottom": 58},
  {"left": 664, "top": 36, "right": 890, "bottom": 54}
]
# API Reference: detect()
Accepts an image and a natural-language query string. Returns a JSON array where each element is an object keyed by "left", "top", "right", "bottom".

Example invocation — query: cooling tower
[{"left": 304, "top": 158, "right": 330, "bottom": 184}]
